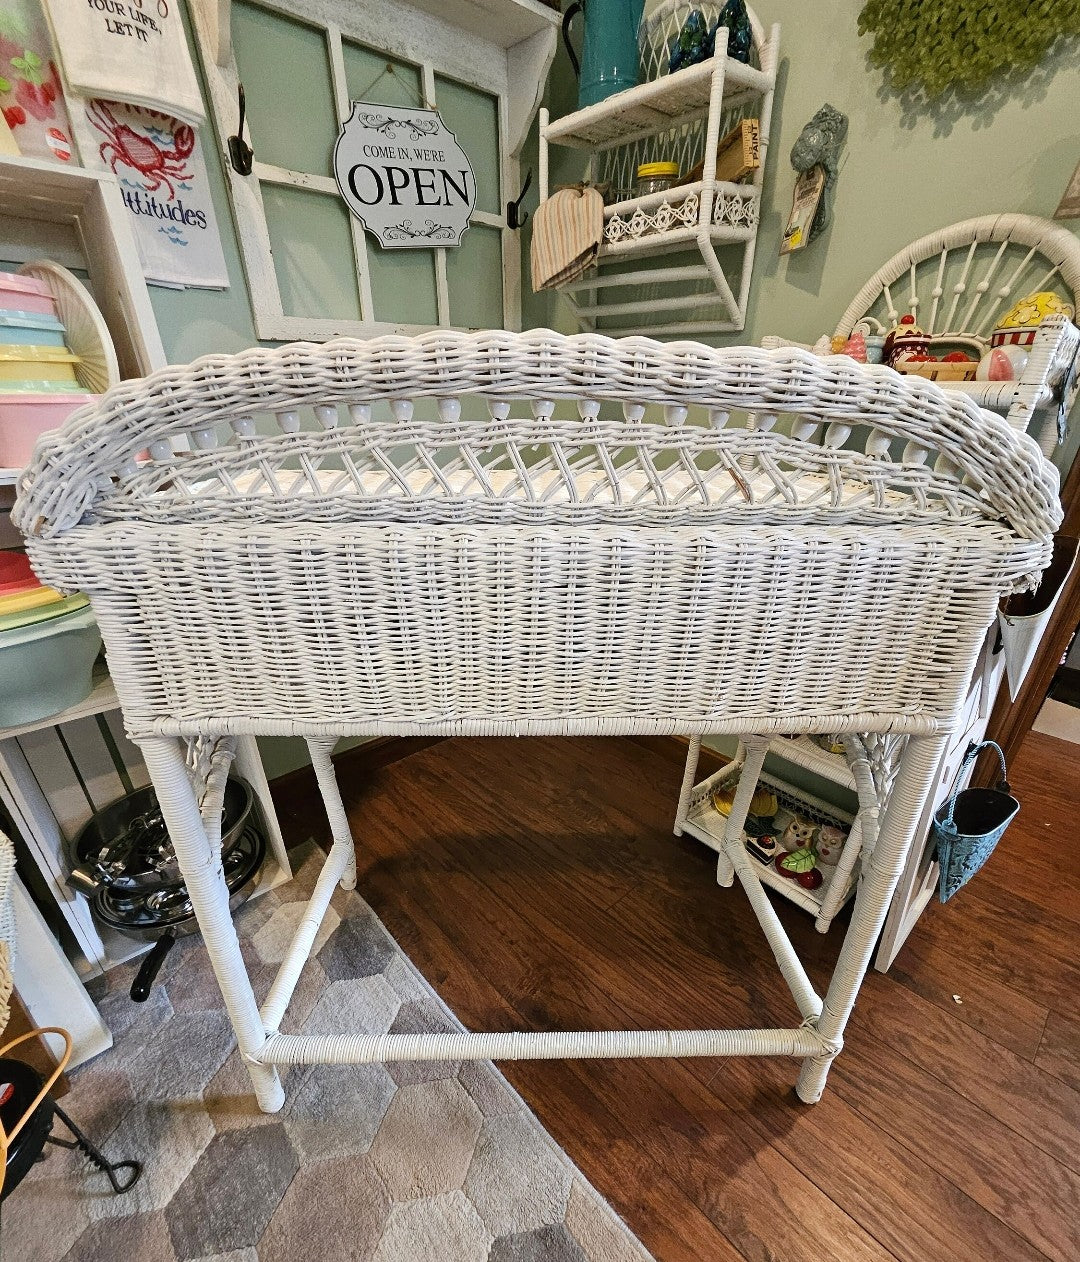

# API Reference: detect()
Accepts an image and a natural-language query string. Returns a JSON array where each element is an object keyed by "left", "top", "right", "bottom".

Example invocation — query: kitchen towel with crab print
[
  {"left": 43, "top": 0, "right": 204, "bottom": 128},
  {"left": 87, "top": 100, "right": 228, "bottom": 288}
]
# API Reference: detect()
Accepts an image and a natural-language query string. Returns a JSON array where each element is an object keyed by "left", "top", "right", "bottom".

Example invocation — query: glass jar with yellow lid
[{"left": 636, "top": 162, "right": 680, "bottom": 196}]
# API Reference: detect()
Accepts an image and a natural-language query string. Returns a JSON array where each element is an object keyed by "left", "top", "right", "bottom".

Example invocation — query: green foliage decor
[{"left": 857, "top": 0, "right": 1080, "bottom": 99}]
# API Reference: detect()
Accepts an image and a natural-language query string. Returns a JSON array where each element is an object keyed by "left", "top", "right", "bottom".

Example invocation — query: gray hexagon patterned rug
[{"left": 4, "top": 844, "right": 655, "bottom": 1262}]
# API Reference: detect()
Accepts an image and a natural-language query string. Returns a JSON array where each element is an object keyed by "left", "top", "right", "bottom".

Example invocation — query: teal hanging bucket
[{"left": 931, "top": 741, "right": 1019, "bottom": 903}]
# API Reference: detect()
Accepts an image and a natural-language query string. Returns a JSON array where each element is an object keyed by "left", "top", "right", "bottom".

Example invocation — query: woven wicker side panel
[{"left": 47, "top": 523, "right": 1024, "bottom": 740}]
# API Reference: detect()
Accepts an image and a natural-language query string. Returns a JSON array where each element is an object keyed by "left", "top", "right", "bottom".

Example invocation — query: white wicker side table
[{"left": 14, "top": 331, "right": 1059, "bottom": 1111}]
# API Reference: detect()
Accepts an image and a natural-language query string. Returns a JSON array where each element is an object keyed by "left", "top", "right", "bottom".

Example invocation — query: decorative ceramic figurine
[
  {"left": 815, "top": 825, "right": 846, "bottom": 867},
  {"left": 885, "top": 314, "right": 932, "bottom": 368},
  {"left": 977, "top": 290, "right": 1074, "bottom": 382},
  {"left": 669, "top": 9, "right": 710, "bottom": 73},
  {"left": 853, "top": 319, "right": 886, "bottom": 364},
  {"left": 781, "top": 815, "right": 817, "bottom": 853},
  {"left": 670, "top": 0, "right": 752, "bottom": 72},
  {"left": 840, "top": 331, "right": 867, "bottom": 362},
  {"left": 708, "top": 0, "right": 753, "bottom": 65},
  {"left": 745, "top": 832, "right": 779, "bottom": 864},
  {"left": 775, "top": 846, "right": 823, "bottom": 889},
  {"left": 789, "top": 104, "right": 848, "bottom": 241},
  {"left": 712, "top": 782, "right": 778, "bottom": 819},
  {"left": 976, "top": 347, "right": 1023, "bottom": 382}
]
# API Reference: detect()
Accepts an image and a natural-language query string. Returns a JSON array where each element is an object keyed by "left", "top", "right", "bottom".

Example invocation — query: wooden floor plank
[
  {"left": 850, "top": 982, "right": 1080, "bottom": 1173},
  {"left": 272, "top": 729, "right": 1080, "bottom": 1262},
  {"left": 906, "top": 887, "right": 1080, "bottom": 1019},
  {"left": 1035, "top": 1010, "right": 1080, "bottom": 1094},
  {"left": 832, "top": 1046, "right": 1080, "bottom": 1262},
  {"left": 883, "top": 929, "right": 1050, "bottom": 1062},
  {"left": 685, "top": 1056, "right": 1052, "bottom": 1262}
]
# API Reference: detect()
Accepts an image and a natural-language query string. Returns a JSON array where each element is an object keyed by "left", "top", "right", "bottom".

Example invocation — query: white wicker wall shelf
[
  {"left": 682, "top": 765, "right": 861, "bottom": 932},
  {"left": 541, "top": 52, "right": 770, "bottom": 151},
  {"left": 539, "top": 1, "right": 779, "bottom": 338}
]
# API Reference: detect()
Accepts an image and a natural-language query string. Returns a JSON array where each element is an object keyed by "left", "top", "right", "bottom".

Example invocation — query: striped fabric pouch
[{"left": 530, "top": 185, "right": 605, "bottom": 292}]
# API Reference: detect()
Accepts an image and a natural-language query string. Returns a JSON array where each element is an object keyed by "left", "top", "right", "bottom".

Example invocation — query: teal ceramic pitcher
[{"left": 562, "top": 0, "right": 646, "bottom": 109}]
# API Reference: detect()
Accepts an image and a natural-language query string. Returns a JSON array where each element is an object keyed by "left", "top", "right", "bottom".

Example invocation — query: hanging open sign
[{"left": 333, "top": 102, "right": 475, "bottom": 249}]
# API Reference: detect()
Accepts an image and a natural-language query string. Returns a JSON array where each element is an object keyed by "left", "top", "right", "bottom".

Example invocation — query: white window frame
[{"left": 191, "top": 0, "right": 554, "bottom": 339}]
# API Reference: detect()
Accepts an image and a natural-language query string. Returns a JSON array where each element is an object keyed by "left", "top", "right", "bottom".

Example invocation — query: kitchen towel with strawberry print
[
  {"left": 43, "top": 0, "right": 205, "bottom": 128},
  {"left": 0, "top": 0, "right": 76, "bottom": 162},
  {"left": 87, "top": 101, "right": 227, "bottom": 288}
]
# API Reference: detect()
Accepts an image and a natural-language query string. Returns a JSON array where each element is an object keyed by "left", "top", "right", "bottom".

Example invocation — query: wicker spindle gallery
[
  {"left": 764, "top": 213, "right": 1080, "bottom": 457},
  {"left": 13, "top": 331, "right": 1059, "bottom": 1109}
]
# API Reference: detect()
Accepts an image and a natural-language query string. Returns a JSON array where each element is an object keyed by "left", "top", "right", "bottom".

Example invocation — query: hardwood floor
[{"left": 273, "top": 731, "right": 1080, "bottom": 1262}]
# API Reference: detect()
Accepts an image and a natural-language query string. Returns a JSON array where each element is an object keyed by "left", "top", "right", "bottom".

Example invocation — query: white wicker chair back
[
  {"left": 834, "top": 213, "right": 1080, "bottom": 348},
  {"left": 14, "top": 332, "right": 1058, "bottom": 744}
]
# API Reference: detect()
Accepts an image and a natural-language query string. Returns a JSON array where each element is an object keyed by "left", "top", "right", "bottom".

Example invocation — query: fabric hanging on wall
[
  {"left": 42, "top": 0, "right": 205, "bottom": 128},
  {"left": 0, "top": 0, "right": 77, "bottom": 162},
  {"left": 86, "top": 101, "right": 228, "bottom": 288}
]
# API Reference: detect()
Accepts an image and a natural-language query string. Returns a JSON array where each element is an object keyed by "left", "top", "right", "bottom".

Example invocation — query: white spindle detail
[
  {"left": 789, "top": 416, "right": 818, "bottom": 443},
  {"left": 864, "top": 429, "right": 891, "bottom": 459}
]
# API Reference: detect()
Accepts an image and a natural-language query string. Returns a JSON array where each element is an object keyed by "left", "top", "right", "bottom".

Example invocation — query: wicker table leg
[
  {"left": 716, "top": 735, "right": 770, "bottom": 887},
  {"left": 307, "top": 738, "right": 358, "bottom": 891},
  {"left": 795, "top": 730, "right": 949, "bottom": 1102},
  {"left": 673, "top": 735, "right": 702, "bottom": 836},
  {"left": 139, "top": 735, "right": 284, "bottom": 1113}
]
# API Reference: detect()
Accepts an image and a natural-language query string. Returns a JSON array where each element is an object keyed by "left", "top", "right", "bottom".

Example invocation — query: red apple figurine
[
  {"left": 775, "top": 846, "right": 819, "bottom": 883},
  {"left": 774, "top": 854, "right": 798, "bottom": 879}
]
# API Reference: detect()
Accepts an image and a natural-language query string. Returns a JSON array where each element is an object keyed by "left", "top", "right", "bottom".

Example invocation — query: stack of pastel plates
[
  {"left": 0, "top": 263, "right": 118, "bottom": 471},
  {"left": 0, "top": 550, "right": 101, "bottom": 727}
]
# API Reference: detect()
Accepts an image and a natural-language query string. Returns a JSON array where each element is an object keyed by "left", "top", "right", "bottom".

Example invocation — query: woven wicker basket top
[
  {"left": 12, "top": 330, "right": 1062, "bottom": 546},
  {"left": 12, "top": 333, "right": 1060, "bottom": 740}
]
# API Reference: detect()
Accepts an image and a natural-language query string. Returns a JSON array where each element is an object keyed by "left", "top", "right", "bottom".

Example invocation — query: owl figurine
[
  {"left": 781, "top": 815, "right": 817, "bottom": 854},
  {"left": 815, "top": 825, "right": 846, "bottom": 867}
]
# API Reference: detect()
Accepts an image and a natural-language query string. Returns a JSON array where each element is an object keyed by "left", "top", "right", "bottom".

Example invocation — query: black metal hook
[
  {"left": 227, "top": 83, "right": 254, "bottom": 176},
  {"left": 506, "top": 168, "right": 533, "bottom": 230}
]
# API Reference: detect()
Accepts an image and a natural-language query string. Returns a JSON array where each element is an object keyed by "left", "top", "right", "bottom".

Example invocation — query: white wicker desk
[{"left": 14, "top": 331, "right": 1059, "bottom": 1110}]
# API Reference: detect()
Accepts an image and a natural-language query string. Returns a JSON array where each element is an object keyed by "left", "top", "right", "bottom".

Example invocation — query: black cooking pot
[
  {"left": 0, "top": 1057, "right": 53, "bottom": 1199},
  {"left": 67, "top": 780, "right": 263, "bottom": 1001}
]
